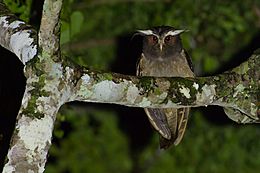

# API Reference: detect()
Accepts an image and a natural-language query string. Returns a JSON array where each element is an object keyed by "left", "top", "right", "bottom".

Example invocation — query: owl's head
[{"left": 135, "top": 26, "right": 187, "bottom": 61}]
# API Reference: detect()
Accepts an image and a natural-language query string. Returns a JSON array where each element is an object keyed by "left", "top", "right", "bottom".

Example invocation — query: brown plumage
[{"left": 136, "top": 26, "right": 194, "bottom": 149}]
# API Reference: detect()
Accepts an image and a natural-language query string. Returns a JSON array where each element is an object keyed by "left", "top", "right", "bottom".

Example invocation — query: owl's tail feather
[
  {"left": 144, "top": 108, "right": 172, "bottom": 140},
  {"left": 159, "top": 108, "right": 190, "bottom": 149}
]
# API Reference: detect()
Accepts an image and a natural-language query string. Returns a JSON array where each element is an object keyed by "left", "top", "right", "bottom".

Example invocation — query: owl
[{"left": 136, "top": 26, "right": 194, "bottom": 149}]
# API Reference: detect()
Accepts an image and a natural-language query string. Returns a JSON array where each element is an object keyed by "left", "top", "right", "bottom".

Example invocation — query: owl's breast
[{"left": 139, "top": 55, "right": 194, "bottom": 78}]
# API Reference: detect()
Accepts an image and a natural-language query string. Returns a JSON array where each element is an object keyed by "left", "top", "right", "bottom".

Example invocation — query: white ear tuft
[
  {"left": 136, "top": 29, "right": 154, "bottom": 35},
  {"left": 166, "top": 29, "right": 188, "bottom": 36}
]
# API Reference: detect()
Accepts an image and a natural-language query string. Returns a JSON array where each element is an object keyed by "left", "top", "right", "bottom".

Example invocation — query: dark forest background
[{"left": 1, "top": 0, "right": 260, "bottom": 172}]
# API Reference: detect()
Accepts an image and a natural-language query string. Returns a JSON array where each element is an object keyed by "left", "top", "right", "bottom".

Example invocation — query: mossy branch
[{"left": 72, "top": 52, "right": 259, "bottom": 123}]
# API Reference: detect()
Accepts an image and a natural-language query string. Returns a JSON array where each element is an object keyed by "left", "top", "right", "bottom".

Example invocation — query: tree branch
[
  {"left": 0, "top": 1, "right": 37, "bottom": 65},
  {"left": 38, "top": 0, "right": 62, "bottom": 61},
  {"left": 2, "top": 0, "right": 64, "bottom": 172},
  {"left": 70, "top": 52, "right": 259, "bottom": 123}
]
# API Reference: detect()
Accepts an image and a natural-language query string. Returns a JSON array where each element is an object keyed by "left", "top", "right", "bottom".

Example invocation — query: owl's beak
[
  {"left": 159, "top": 40, "right": 163, "bottom": 51},
  {"left": 159, "top": 43, "right": 163, "bottom": 51}
]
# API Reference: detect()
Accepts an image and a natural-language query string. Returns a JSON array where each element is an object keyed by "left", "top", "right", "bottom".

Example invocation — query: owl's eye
[
  {"left": 164, "top": 35, "right": 173, "bottom": 42},
  {"left": 152, "top": 36, "right": 158, "bottom": 42},
  {"left": 148, "top": 35, "right": 158, "bottom": 44}
]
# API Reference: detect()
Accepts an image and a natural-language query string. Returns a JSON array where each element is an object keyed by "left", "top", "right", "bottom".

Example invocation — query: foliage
[
  {"left": 3, "top": 0, "right": 32, "bottom": 22},
  {"left": 46, "top": 106, "right": 132, "bottom": 173},
  {"left": 60, "top": 0, "right": 259, "bottom": 74}
]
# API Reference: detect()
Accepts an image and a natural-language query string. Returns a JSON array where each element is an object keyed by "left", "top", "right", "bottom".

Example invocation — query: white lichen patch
[
  {"left": 196, "top": 84, "right": 216, "bottom": 105},
  {"left": 193, "top": 82, "right": 199, "bottom": 90},
  {"left": 93, "top": 80, "right": 125, "bottom": 102},
  {"left": 36, "top": 97, "right": 53, "bottom": 114},
  {"left": 0, "top": 16, "right": 8, "bottom": 27},
  {"left": 81, "top": 74, "right": 90, "bottom": 85},
  {"left": 28, "top": 170, "right": 35, "bottom": 173},
  {"left": 179, "top": 85, "right": 191, "bottom": 98},
  {"left": 76, "top": 74, "right": 93, "bottom": 99},
  {"left": 250, "top": 103, "right": 258, "bottom": 118},
  {"left": 65, "top": 66, "right": 74, "bottom": 81},
  {"left": 157, "top": 92, "right": 168, "bottom": 101},
  {"left": 0, "top": 17, "right": 24, "bottom": 28},
  {"left": 17, "top": 115, "right": 53, "bottom": 162},
  {"left": 2, "top": 164, "right": 15, "bottom": 173},
  {"left": 0, "top": 17, "right": 37, "bottom": 64},
  {"left": 10, "top": 31, "right": 37, "bottom": 64},
  {"left": 139, "top": 97, "right": 151, "bottom": 107},
  {"left": 50, "top": 63, "right": 63, "bottom": 78},
  {"left": 21, "top": 87, "right": 32, "bottom": 110},
  {"left": 126, "top": 85, "right": 139, "bottom": 104},
  {"left": 78, "top": 85, "right": 92, "bottom": 99},
  {"left": 9, "top": 20, "right": 25, "bottom": 29},
  {"left": 60, "top": 85, "right": 74, "bottom": 104},
  {"left": 233, "top": 84, "right": 245, "bottom": 97}
]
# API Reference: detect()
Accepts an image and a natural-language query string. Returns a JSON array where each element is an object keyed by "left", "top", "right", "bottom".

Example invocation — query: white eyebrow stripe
[
  {"left": 165, "top": 30, "right": 186, "bottom": 36},
  {"left": 137, "top": 29, "right": 155, "bottom": 35}
]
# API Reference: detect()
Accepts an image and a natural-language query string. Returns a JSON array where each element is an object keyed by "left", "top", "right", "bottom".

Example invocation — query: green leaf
[{"left": 70, "top": 11, "right": 84, "bottom": 37}]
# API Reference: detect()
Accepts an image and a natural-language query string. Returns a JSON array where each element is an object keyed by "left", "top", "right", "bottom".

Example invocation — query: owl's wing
[
  {"left": 136, "top": 55, "right": 143, "bottom": 76},
  {"left": 174, "top": 107, "right": 189, "bottom": 145},
  {"left": 137, "top": 56, "right": 172, "bottom": 140},
  {"left": 182, "top": 49, "right": 194, "bottom": 72},
  {"left": 144, "top": 108, "right": 172, "bottom": 139},
  {"left": 159, "top": 108, "right": 189, "bottom": 149}
]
